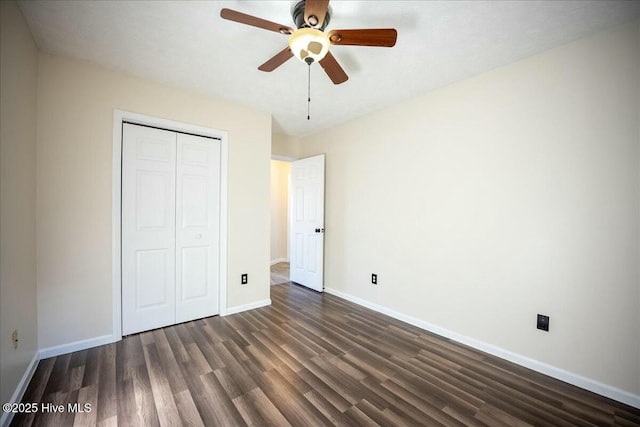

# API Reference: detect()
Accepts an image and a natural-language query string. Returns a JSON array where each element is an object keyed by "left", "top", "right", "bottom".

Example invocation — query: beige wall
[
  {"left": 270, "top": 160, "right": 291, "bottom": 263},
  {"left": 301, "top": 21, "right": 640, "bottom": 396},
  {"left": 36, "top": 53, "right": 271, "bottom": 349},
  {"left": 272, "top": 133, "right": 300, "bottom": 159},
  {"left": 0, "top": 1, "right": 39, "bottom": 406}
]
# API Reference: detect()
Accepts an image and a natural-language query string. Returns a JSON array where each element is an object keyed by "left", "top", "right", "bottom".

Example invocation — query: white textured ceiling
[{"left": 17, "top": 1, "right": 640, "bottom": 137}]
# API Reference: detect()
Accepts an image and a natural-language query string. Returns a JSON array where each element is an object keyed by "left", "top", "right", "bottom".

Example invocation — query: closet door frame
[{"left": 112, "top": 110, "right": 229, "bottom": 341}]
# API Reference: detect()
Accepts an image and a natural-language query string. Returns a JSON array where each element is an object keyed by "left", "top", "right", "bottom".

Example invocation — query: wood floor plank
[
  {"left": 42, "top": 353, "right": 71, "bottom": 397},
  {"left": 303, "top": 389, "right": 346, "bottom": 425},
  {"left": 183, "top": 342, "right": 213, "bottom": 377},
  {"left": 297, "top": 366, "right": 353, "bottom": 413},
  {"left": 381, "top": 379, "right": 465, "bottom": 426},
  {"left": 199, "top": 371, "right": 246, "bottom": 426},
  {"left": 174, "top": 367, "right": 217, "bottom": 427},
  {"left": 615, "top": 412, "right": 640, "bottom": 427},
  {"left": 302, "top": 357, "right": 359, "bottom": 405},
  {"left": 232, "top": 393, "right": 267, "bottom": 426},
  {"left": 360, "top": 376, "right": 451, "bottom": 426},
  {"left": 311, "top": 354, "right": 389, "bottom": 410},
  {"left": 72, "top": 384, "right": 98, "bottom": 427},
  {"left": 95, "top": 416, "right": 117, "bottom": 427},
  {"left": 279, "top": 321, "right": 338, "bottom": 356},
  {"left": 188, "top": 331, "right": 226, "bottom": 371},
  {"left": 96, "top": 344, "right": 116, "bottom": 423},
  {"left": 473, "top": 403, "right": 533, "bottom": 427},
  {"left": 256, "top": 368, "right": 333, "bottom": 426},
  {"left": 163, "top": 326, "right": 190, "bottom": 365},
  {"left": 69, "top": 349, "right": 88, "bottom": 370},
  {"left": 173, "top": 390, "right": 205, "bottom": 427},
  {"left": 319, "top": 352, "right": 368, "bottom": 382},
  {"left": 214, "top": 367, "right": 243, "bottom": 400},
  {"left": 68, "top": 366, "right": 85, "bottom": 391},
  {"left": 341, "top": 405, "right": 380, "bottom": 426},
  {"left": 273, "top": 364, "right": 312, "bottom": 396},
  {"left": 11, "top": 358, "right": 55, "bottom": 427},
  {"left": 60, "top": 390, "right": 78, "bottom": 427},
  {"left": 390, "top": 354, "right": 486, "bottom": 410},
  {"left": 141, "top": 342, "right": 182, "bottom": 427},
  {"left": 252, "top": 329, "right": 305, "bottom": 373},
  {"left": 152, "top": 329, "right": 188, "bottom": 395},
  {"left": 356, "top": 398, "right": 405, "bottom": 427},
  {"left": 482, "top": 386, "right": 596, "bottom": 427},
  {"left": 240, "top": 387, "right": 292, "bottom": 427},
  {"left": 131, "top": 364, "right": 160, "bottom": 427},
  {"left": 115, "top": 379, "right": 137, "bottom": 427},
  {"left": 81, "top": 347, "right": 101, "bottom": 388},
  {"left": 245, "top": 344, "right": 277, "bottom": 372},
  {"left": 342, "top": 347, "right": 396, "bottom": 382},
  {"left": 13, "top": 282, "right": 640, "bottom": 426},
  {"left": 212, "top": 342, "right": 258, "bottom": 393}
]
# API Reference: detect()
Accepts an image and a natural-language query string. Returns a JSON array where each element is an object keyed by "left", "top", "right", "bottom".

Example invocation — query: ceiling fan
[{"left": 220, "top": 0, "right": 398, "bottom": 85}]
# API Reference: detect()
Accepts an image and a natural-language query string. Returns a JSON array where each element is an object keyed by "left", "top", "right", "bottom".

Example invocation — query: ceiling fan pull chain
[{"left": 307, "top": 62, "right": 311, "bottom": 120}]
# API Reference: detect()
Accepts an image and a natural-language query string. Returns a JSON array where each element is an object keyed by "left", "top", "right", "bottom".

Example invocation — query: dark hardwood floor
[
  {"left": 11, "top": 283, "right": 640, "bottom": 426},
  {"left": 270, "top": 262, "right": 290, "bottom": 286}
]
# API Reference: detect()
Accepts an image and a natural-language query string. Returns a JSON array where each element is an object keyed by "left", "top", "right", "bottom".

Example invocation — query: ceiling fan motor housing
[{"left": 292, "top": 0, "right": 331, "bottom": 30}]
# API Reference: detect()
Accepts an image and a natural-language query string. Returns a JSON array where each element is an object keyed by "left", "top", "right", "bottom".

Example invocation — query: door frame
[
  {"left": 271, "top": 155, "right": 296, "bottom": 267},
  {"left": 112, "top": 109, "right": 229, "bottom": 340}
]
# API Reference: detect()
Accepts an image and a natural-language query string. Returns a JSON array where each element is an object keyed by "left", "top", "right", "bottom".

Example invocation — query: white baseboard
[
  {"left": 37, "top": 298, "right": 271, "bottom": 357},
  {"left": 224, "top": 299, "right": 272, "bottom": 316},
  {"left": 324, "top": 287, "right": 640, "bottom": 409},
  {"left": 270, "top": 258, "right": 288, "bottom": 266},
  {"left": 0, "top": 351, "right": 39, "bottom": 427},
  {"left": 39, "top": 334, "right": 118, "bottom": 359}
]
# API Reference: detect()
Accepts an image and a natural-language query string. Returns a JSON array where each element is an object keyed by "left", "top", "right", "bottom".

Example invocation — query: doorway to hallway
[{"left": 270, "top": 262, "right": 290, "bottom": 286}]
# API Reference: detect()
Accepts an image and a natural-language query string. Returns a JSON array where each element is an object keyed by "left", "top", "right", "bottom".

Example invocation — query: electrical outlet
[
  {"left": 11, "top": 329, "right": 18, "bottom": 349},
  {"left": 537, "top": 314, "right": 549, "bottom": 331},
  {"left": 371, "top": 274, "right": 377, "bottom": 285},
  {"left": 241, "top": 273, "right": 248, "bottom": 285}
]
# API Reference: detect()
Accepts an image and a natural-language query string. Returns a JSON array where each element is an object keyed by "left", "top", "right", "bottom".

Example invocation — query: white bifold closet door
[{"left": 122, "top": 123, "right": 220, "bottom": 335}]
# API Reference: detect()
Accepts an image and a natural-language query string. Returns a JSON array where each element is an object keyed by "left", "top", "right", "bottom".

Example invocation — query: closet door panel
[
  {"left": 175, "top": 133, "right": 220, "bottom": 323},
  {"left": 122, "top": 124, "right": 177, "bottom": 335}
]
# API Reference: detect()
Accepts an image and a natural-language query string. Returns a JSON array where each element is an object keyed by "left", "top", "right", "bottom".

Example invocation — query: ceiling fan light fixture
[{"left": 288, "top": 28, "right": 330, "bottom": 63}]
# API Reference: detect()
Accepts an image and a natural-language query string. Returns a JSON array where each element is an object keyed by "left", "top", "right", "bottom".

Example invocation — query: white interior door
[
  {"left": 175, "top": 133, "right": 220, "bottom": 323},
  {"left": 290, "top": 154, "right": 325, "bottom": 292},
  {"left": 122, "top": 123, "right": 177, "bottom": 335}
]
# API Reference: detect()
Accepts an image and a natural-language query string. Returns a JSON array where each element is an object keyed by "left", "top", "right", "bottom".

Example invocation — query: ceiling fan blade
[
  {"left": 220, "top": 8, "right": 293, "bottom": 35},
  {"left": 258, "top": 47, "right": 294, "bottom": 72},
  {"left": 304, "top": 0, "right": 330, "bottom": 28},
  {"left": 327, "top": 29, "right": 397, "bottom": 47},
  {"left": 319, "top": 52, "right": 348, "bottom": 85}
]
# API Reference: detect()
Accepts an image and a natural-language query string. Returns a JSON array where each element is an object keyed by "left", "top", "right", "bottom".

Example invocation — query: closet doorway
[{"left": 112, "top": 111, "right": 228, "bottom": 339}]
